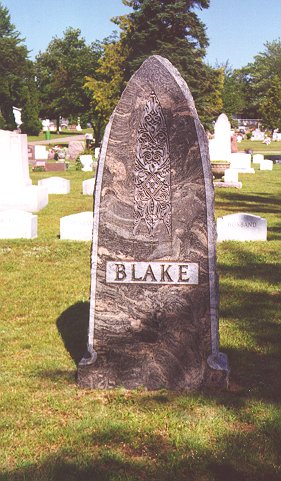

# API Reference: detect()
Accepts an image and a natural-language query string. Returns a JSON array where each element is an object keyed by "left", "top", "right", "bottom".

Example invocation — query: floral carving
[{"left": 134, "top": 91, "right": 171, "bottom": 236}]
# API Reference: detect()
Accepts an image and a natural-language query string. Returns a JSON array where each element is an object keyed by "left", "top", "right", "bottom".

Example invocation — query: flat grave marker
[
  {"left": 38, "top": 176, "right": 70, "bottom": 194},
  {"left": 0, "top": 209, "right": 37, "bottom": 239},
  {"left": 217, "top": 213, "right": 267, "bottom": 242}
]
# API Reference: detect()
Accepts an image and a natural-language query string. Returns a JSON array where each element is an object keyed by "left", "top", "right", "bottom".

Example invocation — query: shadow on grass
[
  {"left": 1, "top": 423, "right": 280, "bottom": 481},
  {"left": 217, "top": 244, "right": 281, "bottom": 402},
  {"left": 216, "top": 191, "right": 281, "bottom": 213},
  {"left": 56, "top": 301, "right": 89, "bottom": 366}
]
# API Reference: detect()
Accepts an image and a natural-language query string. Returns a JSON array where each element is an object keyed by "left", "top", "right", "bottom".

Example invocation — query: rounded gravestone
[{"left": 78, "top": 56, "right": 229, "bottom": 390}]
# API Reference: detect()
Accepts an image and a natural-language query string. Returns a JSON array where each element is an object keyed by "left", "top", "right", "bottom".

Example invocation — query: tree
[
  {"left": 236, "top": 40, "right": 281, "bottom": 122},
  {"left": 0, "top": 2, "right": 29, "bottom": 130},
  {"left": 219, "top": 62, "right": 246, "bottom": 121},
  {"left": 20, "top": 62, "right": 42, "bottom": 136},
  {"left": 85, "top": 34, "right": 129, "bottom": 144},
  {"left": 112, "top": 0, "right": 222, "bottom": 128},
  {"left": 260, "top": 76, "right": 281, "bottom": 130},
  {"left": 35, "top": 28, "right": 101, "bottom": 129}
]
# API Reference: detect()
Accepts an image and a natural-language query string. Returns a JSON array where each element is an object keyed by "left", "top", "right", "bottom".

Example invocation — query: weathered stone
[
  {"left": 78, "top": 55, "right": 228, "bottom": 391},
  {"left": 68, "top": 140, "right": 85, "bottom": 160}
]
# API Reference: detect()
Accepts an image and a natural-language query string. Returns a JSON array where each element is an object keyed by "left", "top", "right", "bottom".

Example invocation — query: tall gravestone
[
  {"left": 78, "top": 56, "right": 229, "bottom": 390},
  {"left": 209, "top": 113, "right": 232, "bottom": 162}
]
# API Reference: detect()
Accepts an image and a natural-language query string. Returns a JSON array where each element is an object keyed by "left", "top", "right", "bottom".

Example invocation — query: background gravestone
[
  {"left": 209, "top": 113, "right": 232, "bottom": 162},
  {"left": 78, "top": 55, "right": 228, "bottom": 390}
]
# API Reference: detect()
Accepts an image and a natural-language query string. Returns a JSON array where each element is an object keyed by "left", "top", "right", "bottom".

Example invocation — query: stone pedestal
[
  {"left": 0, "top": 209, "right": 37, "bottom": 239},
  {"left": 0, "top": 130, "right": 48, "bottom": 212}
]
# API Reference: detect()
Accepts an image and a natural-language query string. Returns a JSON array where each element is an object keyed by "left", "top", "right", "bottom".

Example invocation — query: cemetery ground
[{"left": 0, "top": 165, "right": 280, "bottom": 481}]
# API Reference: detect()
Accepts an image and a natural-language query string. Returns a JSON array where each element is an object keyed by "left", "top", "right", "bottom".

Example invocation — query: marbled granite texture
[{"left": 78, "top": 56, "right": 228, "bottom": 390}]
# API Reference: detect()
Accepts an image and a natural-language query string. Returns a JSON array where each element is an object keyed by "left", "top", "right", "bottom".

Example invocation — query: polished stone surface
[{"left": 78, "top": 56, "right": 228, "bottom": 390}]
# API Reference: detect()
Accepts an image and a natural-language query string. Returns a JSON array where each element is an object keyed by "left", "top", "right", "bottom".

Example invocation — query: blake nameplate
[{"left": 106, "top": 262, "right": 199, "bottom": 285}]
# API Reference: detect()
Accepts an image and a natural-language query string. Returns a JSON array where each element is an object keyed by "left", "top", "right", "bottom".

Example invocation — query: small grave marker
[
  {"left": 38, "top": 176, "right": 70, "bottom": 194},
  {"left": 217, "top": 213, "right": 267, "bottom": 242},
  {"left": 60, "top": 212, "right": 93, "bottom": 241},
  {"left": 0, "top": 209, "right": 37, "bottom": 239}
]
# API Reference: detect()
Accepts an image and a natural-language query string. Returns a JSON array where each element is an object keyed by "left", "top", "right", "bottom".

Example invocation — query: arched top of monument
[
  {"left": 216, "top": 113, "right": 231, "bottom": 125},
  {"left": 116, "top": 54, "right": 198, "bottom": 120}
]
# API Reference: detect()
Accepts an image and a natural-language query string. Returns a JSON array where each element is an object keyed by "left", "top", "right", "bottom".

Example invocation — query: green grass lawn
[
  {"left": 238, "top": 139, "right": 281, "bottom": 154},
  {"left": 27, "top": 129, "right": 92, "bottom": 143},
  {"left": 0, "top": 166, "right": 280, "bottom": 481}
]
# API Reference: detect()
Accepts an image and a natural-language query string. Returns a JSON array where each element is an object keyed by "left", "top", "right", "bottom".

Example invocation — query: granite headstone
[
  {"left": 217, "top": 213, "right": 267, "bottom": 242},
  {"left": 78, "top": 55, "right": 229, "bottom": 390}
]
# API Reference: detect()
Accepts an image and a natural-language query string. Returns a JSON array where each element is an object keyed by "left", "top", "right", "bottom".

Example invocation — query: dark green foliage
[
  {"left": 111, "top": 0, "right": 222, "bottom": 128},
  {"left": 220, "top": 62, "right": 246, "bottom": 120},
  {"left": 0, "top": 2, "right": 29, "bottom": 130},
  {"left": 35, "top": 28, "right": 101, "bottom": 123},
  {"left": 234, "top": 40, "right": 281, "bottom": 125},
  {"left": 20, "top": 62, "right": 41, "bottom": 135},
  {"left": 0, "top": 3, "right": 42, "bottom": 133}
]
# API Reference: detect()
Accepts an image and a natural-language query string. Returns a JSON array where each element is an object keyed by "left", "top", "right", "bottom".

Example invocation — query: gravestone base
[
  {"left": 237, "top": 168, "right": 255, "bottom": 174},
  {"left": 0, "top": 209, "right": 37, "bottom": 239},
  {"left": 214, "top": 181, "right": 242, "bottom": 189},
  {"left": 0, "top": 185, "right": 48, "bottom": 213},
  {"left": 78, "top": 349, "right": 229, "bottom": 391}
]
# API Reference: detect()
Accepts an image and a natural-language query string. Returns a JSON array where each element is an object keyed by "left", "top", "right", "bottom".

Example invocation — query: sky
[{"left": 3, "top": 0, "right": 281, "bottom": 69}]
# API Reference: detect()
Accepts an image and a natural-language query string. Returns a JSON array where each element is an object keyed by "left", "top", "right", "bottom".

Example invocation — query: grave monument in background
[
  {"left": 0, "top": 130, "right": 48, "bottom": 213},
  {"left": 78, "top": 56, "right": 229, "bottom": 390},
  {"left": 209, "top": 113, "right": 232, "bottom": 162}
]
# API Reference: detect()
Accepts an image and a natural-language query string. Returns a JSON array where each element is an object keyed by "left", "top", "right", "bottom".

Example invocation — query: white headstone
[
  {"left": 94, "top": 147, "right": 100, "bottom": 159},
  {"left": 209, "top": 113, "right": 232, "bottom": 162},
  {"left": 0, "top": 209, "right": 37, "bottom": 239},
  {"left": 252, "top": 154, "right": 264, "bottom": 164},
  {"left": 38, "top": 176, "right": 70, "bottom": 194},
  {"left": 230, "top": 153, "right": 255, "bottom": 173},
  {"left": 60, "top": 212, "right": 93, "bottom": 241},
  {"left": 260, "top": 159, "right": 273, "bottom": 171},
  {"left": 0, "top": 130, "right": 48, "bottom": 212},
  {"left": 80, "top": 154, "right": 93, "bottom": 172},
  {"left": 224, "top": 169, "right": 239, "bottom": 183},
  {"left": 34, "top": 145, "right": 48, "bottom": 160},
  {"left": 82, "top": 178, "right": 95, "bottom": 196},
  {"left": 217, "top": 213, "right": 267, "bottom": 242}
]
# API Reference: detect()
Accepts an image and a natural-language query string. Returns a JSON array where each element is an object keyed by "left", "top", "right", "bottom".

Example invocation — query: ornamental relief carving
[{"left": 134, "top": 91, "right": 171, "bottom": 237}]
